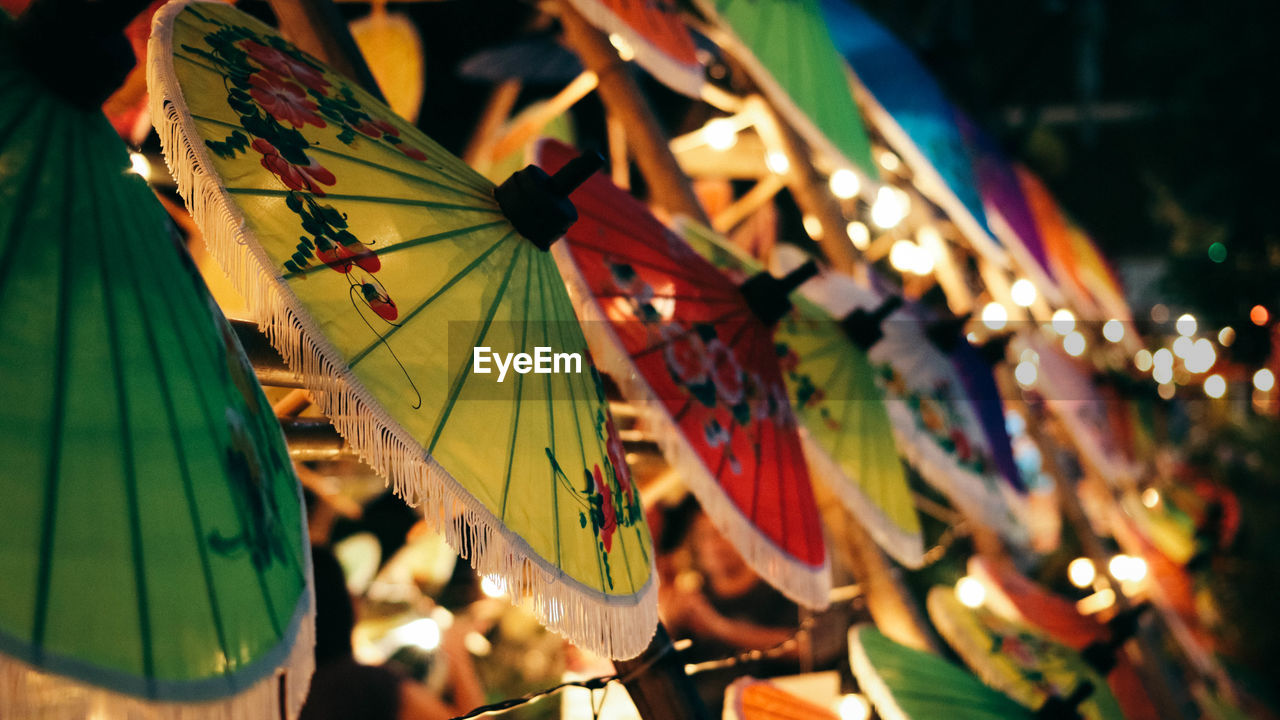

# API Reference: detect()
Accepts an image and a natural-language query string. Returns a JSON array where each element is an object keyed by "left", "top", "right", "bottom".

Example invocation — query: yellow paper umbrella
[{"left": 148, "top": 0, "right": 655, "bottom": 658}]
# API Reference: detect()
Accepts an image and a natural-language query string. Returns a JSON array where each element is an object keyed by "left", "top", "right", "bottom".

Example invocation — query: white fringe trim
[
  {"left": 846, "top": 625, "right": 910, "bottom": 720},
  {"left": 925, "top": 587, "right": 1040, "bottom": 709},
  {"left": 0, "top": 603, "right": 315, "bottom": 720},
  {"left": 797, "top": 429, "right": 926, "bottom": 569},
  {"left": 563, "top": 0, "right": 705, "bottom": 99},
  {"left": 550, "top": 239, "right": 832, "bottom": 610},
  {"left": 147, "top": 0, "right": 658, "bottom": 661},
  {"left": 884, "top": 400, "right": 1030, "bottom": 549}
]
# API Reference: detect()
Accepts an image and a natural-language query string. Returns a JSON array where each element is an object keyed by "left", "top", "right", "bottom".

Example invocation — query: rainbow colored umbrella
[
  {"left": 561, "top": 0, "right": 703, "bottom": 98},
  {"left": 674, "top": 220, "right": 924, "bottom": 567},
  {"left": 148, "top": 1, "right": 655, "bottom": 658},
  {"left": 0, "top": 20, "right": 311, "bottom": 717},
  {"left": 693, "top": 0, "right": 877, "bottom": 180},
  {"left": 539, "top": 139, "right": 830, "bottom": 607},
  {"left": 927, "top": 587, "right": 1126, "bottom": 720},
  {"left": 774, "top": 248, "right": 1029, "bottom": 545},
  {"left": 848, "top": 625, "right": 1040, "bottom": 720},
  {"left": 820, "top": 0, "right": 1002, "bottom": 264}
]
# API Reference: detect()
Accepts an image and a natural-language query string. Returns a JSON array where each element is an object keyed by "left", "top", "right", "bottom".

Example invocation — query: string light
[
  {"left": 703, "top": 118, "right": 738, "bottom": 151},
  {"left": 1185, "top": 338, "right": 1216, "bottom": 373},
  {"left": 838, "top": 694, "right": 872, "bottom": 720},
  {"left": 481, "top": 575, "right": 507, "bottom": 598},
  {"left": 1109, "top": 555, "right": 1148, "bottom": 583},
  {"left": 1251, "top": 305, "right": 1269, "bottom": 326},
  {"left": 128, "top": 151, "right": 151, "bottom": 181},
  {"left": 829, "top": 168, "right": 860, "bottom": 199},
  {"left": 1150, "top": 304, "right": 1170, "bottom": 323},
  {"left": 955, "top": 576, "right": 986, "bottom": 608},
  {"left": 1051, "top": 309, "right": 1076, "bottom": 335},
  {"left": 1158, "top": 382, "right": 1176, "bottom": 400},
  {"left": 1176, "top": 313, "right": 1197, "bottom": 337},
  {"left": 1172, "top": 335, "right": 1193, "bottom": 359},
  {"left": 1153, "top": 364, "right": 1174, "bottom": 385},
  {"left": 877, "top": 150, "right": 901, "bottom": 172},
  {"left": 1134, "top": 349, "right": 1153, "bottom": 372},
  {"left": 1067, "top": 557, "right": 1096, "bottom": 588},
  {"left": 1010, "top": 278, "right": 1037, "bottom": 307},
  {"left": 1254, "top": 368, "right": 1275, "bottom": 392},
  {"left": 846, "top": 221, "right": 870, "bottom": 250},
  {"left": 766, "top": 151, "right": 790, "bottom": 175},
  {"left": 870, "top": 186, "right": 909, "bottom": 229},
  {"left": 607, "top": 33, "right": 636, "bottom": 61},
  {"left": 1204, "top": 374, "right": 1227, "bottom": 398},
  {"left": 1063, "top": 331, "right": 1086, "bottom": 357},
  {"left": 1219, "top": 326, "right": 1236, "bottom": 346},
  {"left": 981, "top": 302, "right": 1008, "bottom": 331},
  {"left": 1102, "top": 319, "right": 1125, "bottom": 343},
  {"left": 1141, "top": 488, "right": 1160, "bottom": 508},
  {"left": 802, "top": 214, "right": 823, "bottom": 240},
  {"left": 1152, "top": 348, "right": 1174, "bottom": 369},
  {"left": 1015, "top": 360, "right": 1038, "bottom": 387}
]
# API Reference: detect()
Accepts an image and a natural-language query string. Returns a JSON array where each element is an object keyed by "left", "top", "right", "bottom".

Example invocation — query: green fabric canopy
[{"left": 0, "top": 22, "right": 312, "bottom": 720}]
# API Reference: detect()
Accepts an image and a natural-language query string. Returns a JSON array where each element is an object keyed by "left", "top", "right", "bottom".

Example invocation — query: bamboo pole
[
  {"left": 613, "top": 624, "right": 713, "bottom": 720},
  {"left": 556, "top": 1, "right": 710, "bottom": 225}
]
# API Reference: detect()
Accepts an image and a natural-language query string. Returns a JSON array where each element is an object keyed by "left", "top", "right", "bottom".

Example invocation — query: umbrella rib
[
  {"left": 569, "top": 235, "right": 729, "bottom": 288},
  {"left": 536, "top": 260, "right": 563, "bottom": 569},
  {"left": 91, "top": 138, "right": 157, "bottom": 688},
  {"left": 29, "top": 106, "right": 69, "bottom": 659},
  {"left": 108, "top": 152, "right": 239, "bottom": 668},
  {"left": 224, "top": 186, "right": 501, "bottom": 214},
  {"left": 282, "top": 219, "right": 509, "bottom": 280},
  {"left": 348, "top": 232, "right": 511, "bottom": 367},
  {"left": 499, "top": 250, "right": 537, "bottom": 522},
  {"left": 0, "top": 99, "right": 52, "bottom": 313},
  {"left": 543, "top": 264, "right": 609, "bottom": 593},
  {"left": 425, "top": 240, "right": 524, "bottom": 457},
  {"left": 185, "top": 113, "right": 496, "bottom": 204}
]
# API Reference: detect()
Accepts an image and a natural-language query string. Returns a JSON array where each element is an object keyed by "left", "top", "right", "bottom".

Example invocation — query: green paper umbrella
[
  {"left": 673, "top": 220, "right": 924, "bottom": 567},
  {"left": 927, "top": 587, "right": 1126, "bottom": 720},
  {"left": 694, "top": 0, "right": 877, "bottom": 181},
  {"left": 148, "top": 0, "right": 655, "bottom": 658},
  {"left": 0, "top": 21, "right": 312, "bottom": 719},
  {"left": 848, "top": 624, "right": 1035, "bottom": 720}
]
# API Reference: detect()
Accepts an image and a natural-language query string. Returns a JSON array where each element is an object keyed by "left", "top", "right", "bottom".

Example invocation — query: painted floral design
[
  {"left": 247, "top": 71, "right": 325, "bottom": 129},
  {"left": 251, "top": 138, "right": 334, "bottom": 194},
  {"left": 878, "top": 364, "right": 992, "bottom": 476},
  {"left": 707, "top": 339, "right": 745, "bottom": 406},
  {"left": 662, "top": 322, "right": 712, "bottom": 387}
]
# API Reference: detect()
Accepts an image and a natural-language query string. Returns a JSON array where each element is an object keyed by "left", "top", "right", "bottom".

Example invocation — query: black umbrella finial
[
  {"left": 739, "top": 260, "right": 819, "bottom": 327},
  {"left": 495, "top": 151, "right": 605, "bottom": 251},
  {"left": 924, "top": 312, "right": 972, "bottom": 354},
  {"left": 1080, "top": 602, "right": 1151, "bottom": 674},
  {"left": 840, "top": 295, "right": 904, "bottom": 350}
]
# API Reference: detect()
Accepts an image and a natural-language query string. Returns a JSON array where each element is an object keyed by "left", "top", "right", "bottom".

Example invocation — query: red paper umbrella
[{"left": 537, "top": 139, "right": 829, "bottom": 608}]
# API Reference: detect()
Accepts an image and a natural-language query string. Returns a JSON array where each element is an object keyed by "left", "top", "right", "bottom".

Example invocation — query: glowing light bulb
[
  {"left": 1157, "top": 382, "right": 1176, "bottom": 400},
  {"left": 846, "top": 221, "right": 870, "bottom": 250},
  {"left": 1176, "top": 313, "right": 1197, "bottom": 337},
  {"left": 480, "top": 575, "right": 506, "bottom": 598},
  {"left": 981, "top": 302, "right": 1008, "bottom": 331},
  {"left": 889, "top": 240, "right": 918, "bottom": 274},
  {"left": 1141, "top": 488, "right": 1160, "bottom": 508},
  {"left": 1185, "top": 338, "right": 1216, "bottom": 373},
  {"left": 837, "top": 694, "right": 872, "bottom": 720},
  {"left": 1068, "top": 557, "right": 1096, "bottom": 588},
  {"left": 829, "top": 168, "right": 860, "bottom": 199},
  {"left": 1251, "top": 305, "right": 1269, "bottom": 326},
  {"left": 1010, "top": 279, "right": 1037, "bottom": 307},
  {"left": 871, "top": 186, "right": 908, "bottom": 229},
  {"left": 703, "top": 118, "right": 738, "bottom": 151},
  {"left": 1150, "top": 304, "right": 1170, "bottom": 323},
  {"left": 1102, "top": 319, "right": 1125, "bottom": 343},
  {"left": 802, "top": 214, "right": 823, "bottom": 240},
  {"left": 1015, "top": 360, "right": 1038, "bottom": 387},
  {"left": 128, "top": 151, "right": 151, "bottom": 181},
  {"left": 1172, "top": 336, "right": 1193, "bottom": 359},
  {"left": 1152, "top": 348, "right": 1174, "bottom": 368},
  {"left": 1063, "top": 331, "right": 1086, "bottom": 357},
  {"left": 393, "top": 618, "right": 441, "bottom": 651},
  {"left": 766, "top": 151, "right": 790, "bottom": 175},
  {"left": 608, "top": 33, "right": 636, "bottom": 61},
  {"left": 1108, "top": 555, "right": 1132, "bottom": 581},
  {"left": 1152, "top": 364, "right": 1174, "bottom": 385},
  {"left": 1204, "top": 374, "right": 1226, "bottom": 398},
  {"left": 1051, "top": 309, "right": 1075, "bottom": 335},
  {"left": 1219, "top": 326, "right": 1236, "bottom": 346},
  {"left": 956, "top": 576, "right": 986, "bottom": 608},
  {"left": 877, "top": 150, "right": 901, "bottom": 172},
  {"left": 1134, "top": 349, "right": 1153, "bottom": 372},
  {"left": 1254, "top": 368, "right": 1275, "bottom": 392}
]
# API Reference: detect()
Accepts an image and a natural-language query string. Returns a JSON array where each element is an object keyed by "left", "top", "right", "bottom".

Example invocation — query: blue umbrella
[{"left": 820, "top": 0, "right": 1003, "bottom": 265}]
